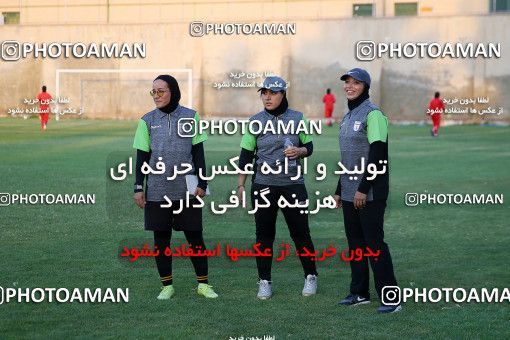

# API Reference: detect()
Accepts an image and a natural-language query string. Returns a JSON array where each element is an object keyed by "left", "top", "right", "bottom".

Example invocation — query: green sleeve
[
  {"left": 191, "top": 112, "right": 208, "bottom": 145},
  {"left": 240, "top": 130, "right": 257, "bottom": 151},
  {"left": 299, "top": 115, "right": 313, "bottom": 144},
  {"left": 133, "top": 119, "right": 150, "bottom": 152},
  {"left": 367, "top": 110, "right": 388, "bottom": 144}
]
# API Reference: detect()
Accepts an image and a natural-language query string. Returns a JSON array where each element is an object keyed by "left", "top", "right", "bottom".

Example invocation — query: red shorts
[
  {"left": 431, "top": 113, "right": 441, "bottom": 127},
  {"left": 40, "top": 113, "right": 49, "bottom": 125}
]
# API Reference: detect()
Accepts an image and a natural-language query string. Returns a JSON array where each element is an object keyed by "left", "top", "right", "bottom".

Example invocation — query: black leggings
[
  {"left": 153, "top": 230, "right": 208, "bottom": 286},
  {"left": 252, "top": 183, "right": 318, "bottom": 281},
  {"left": 342, "top": 200, "right": 397, "bottom": 299}
]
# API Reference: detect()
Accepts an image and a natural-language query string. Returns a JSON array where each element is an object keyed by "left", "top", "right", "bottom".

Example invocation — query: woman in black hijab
[
  {"left": 333, "top": 68, "right": 400, "bottom": 313},
  {"left": 236, "top": 76, "right": 319, "bottom": 300},
  {"left": 132, "top": 75, "right": 218, "bottom": 300}
]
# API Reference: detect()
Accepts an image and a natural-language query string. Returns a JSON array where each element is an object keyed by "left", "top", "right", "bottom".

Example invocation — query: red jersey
[
  {"left": 323, "top": 93, "right": 336, "bottom": 110},
  {"left": 37, "top": 92, "right": 53, "bottom": 113},
  {"left": 428, "top": 98, "right": 444, "bottom": 115}
]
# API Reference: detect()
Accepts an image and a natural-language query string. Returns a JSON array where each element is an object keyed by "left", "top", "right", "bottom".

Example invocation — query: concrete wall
[
  {"left": 0, "top": 14, "right": 508, "bottom": 121},
  {"left": 0, "top": 0, "right": 491, "bottom": 25}
]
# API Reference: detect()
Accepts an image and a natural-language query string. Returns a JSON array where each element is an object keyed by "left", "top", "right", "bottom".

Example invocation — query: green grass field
[{"left": 1, "top": 118, "right": 509, "bottom": 339}]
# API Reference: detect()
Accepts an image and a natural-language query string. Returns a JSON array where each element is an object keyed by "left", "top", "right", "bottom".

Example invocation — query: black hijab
[
  {"left": 265, "top": 91, "right": 289, "bottom": 117},
  {"left": 347, "top": 83, "right": 370, "bottom": 111},
  {"left": 154, "top": 75, "right": 181, "bottom": 113}
]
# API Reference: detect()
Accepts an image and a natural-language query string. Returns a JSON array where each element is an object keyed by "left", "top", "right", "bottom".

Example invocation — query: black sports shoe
[
  {"left": 377, "top": 304, "right": 402, "bottom": 313},
  {"left": 338, "top": 293, "right": 371, "bottom": 306}
]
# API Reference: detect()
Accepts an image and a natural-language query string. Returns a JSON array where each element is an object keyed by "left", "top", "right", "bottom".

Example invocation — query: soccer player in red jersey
[
  {"left": 323, "top": 88, "right": 336, "bottom": 126},
  {"left": 37, "top": 85, "right": 53, "bottom": 131},
  {"left": 428, "top": 91, "right": 445, "bottom": 137}
]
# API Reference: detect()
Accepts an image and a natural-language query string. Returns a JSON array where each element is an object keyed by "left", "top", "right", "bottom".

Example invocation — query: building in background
[
  {"left": 0, "top": 0, "right": 508, "bottom": 121},
  {"left": 1, "top": 0, "right": 509, "bottom": 25}
]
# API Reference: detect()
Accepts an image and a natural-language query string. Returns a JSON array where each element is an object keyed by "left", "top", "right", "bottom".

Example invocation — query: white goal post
[{"left": 54, "top": 68, "right": 193, "bottom": 121}]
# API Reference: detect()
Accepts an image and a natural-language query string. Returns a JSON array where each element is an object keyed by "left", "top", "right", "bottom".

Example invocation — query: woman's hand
[
  {"left": 332, "top": 194, "right": 342, "bottom": 208},
  {"left": 354, "top": 191, "right": 367, "bottom": 209},
  {"left": 284, "top": 146, "right": 306, "bottom": 160},
  {"left": 194, "top": 187, "right": 206, "bottom": 198},
  {"left": 133, "top": 191, "right": 146, "bottom": 209},
  {"left": 237, "top": 185, "right": 245, "bottom": 200}
]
